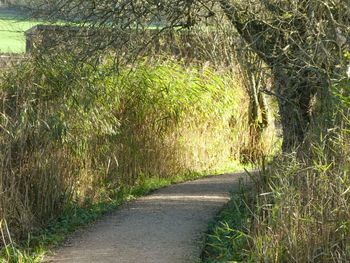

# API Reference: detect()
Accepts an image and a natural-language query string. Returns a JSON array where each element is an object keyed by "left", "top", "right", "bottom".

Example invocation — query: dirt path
[{"left": 44, "top": 172, "right": 245, "bottom": 263}]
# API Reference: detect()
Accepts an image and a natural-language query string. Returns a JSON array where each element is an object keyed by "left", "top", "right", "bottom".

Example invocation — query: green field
[{"left": 0, "top": 9, "right": 39, "bottom": 53}]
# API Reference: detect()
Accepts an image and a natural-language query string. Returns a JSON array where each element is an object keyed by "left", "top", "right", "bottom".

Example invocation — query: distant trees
[{"left": 34, "top": 0, "right": 350, "bottom": 151}]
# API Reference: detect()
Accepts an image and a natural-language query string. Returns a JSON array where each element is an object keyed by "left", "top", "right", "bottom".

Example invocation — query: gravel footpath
[{"left": 44, "top": 172, "right": 245, "bottom": 263}]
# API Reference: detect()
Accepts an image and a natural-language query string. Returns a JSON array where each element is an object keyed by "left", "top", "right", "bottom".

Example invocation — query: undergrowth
[
  {"left": 202, "top": 63, "right": 350, "bottom": 262},
  {"left": 202, "top": 176, "right": 253, "bottom": 263},
  {"left": 0, "top": 54, "right": 275, "bottom": 261}
]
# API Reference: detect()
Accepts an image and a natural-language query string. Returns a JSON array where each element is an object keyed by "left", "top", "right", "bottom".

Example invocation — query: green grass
[
  {"left": 0, "top": 12, "right": 160, "bottom": 53},
  {"left": 0, "top": 30, "right": 26, "bottom": 53},
  {"left": 202, "top": 178, "right": 253, "bottom": 263},
  {"left": 0, "top": 163, "right": 245, "bottom": 263},
  {"left": 0, "top": 10, "right": 41, "bottom": 53}
]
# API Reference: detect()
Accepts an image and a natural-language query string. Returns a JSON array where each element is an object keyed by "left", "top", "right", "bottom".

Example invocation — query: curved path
[{"left": 45, "top": 172, "right": 245, "bottom": 263}]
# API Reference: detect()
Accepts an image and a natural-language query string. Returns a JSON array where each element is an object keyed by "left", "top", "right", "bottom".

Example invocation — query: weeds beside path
[{"left": 43, "top": 172, "right": 246, "bottom": 263}]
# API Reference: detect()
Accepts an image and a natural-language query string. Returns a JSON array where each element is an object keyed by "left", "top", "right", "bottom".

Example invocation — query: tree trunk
[
  {"left": 258, "top": 91, "right": 269, "bottom": 128},
  {"left": 274, "top": 67, "right": 316, "bottom": 151},
  {"left": 218, "top": 1, "right": 324, "bottom": 151}
]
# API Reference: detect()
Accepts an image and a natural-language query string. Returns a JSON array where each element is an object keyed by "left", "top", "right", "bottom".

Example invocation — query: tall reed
[
  {"left": 0, "top": 55, "right": 275, "bottom": 243},
  {"left": 225, "top": 71, "right": 350, "bottom": 262}
]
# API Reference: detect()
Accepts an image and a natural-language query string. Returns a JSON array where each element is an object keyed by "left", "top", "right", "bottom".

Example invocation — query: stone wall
[{"left": 24, "top": 25, "right": 238, "bottom": 66}]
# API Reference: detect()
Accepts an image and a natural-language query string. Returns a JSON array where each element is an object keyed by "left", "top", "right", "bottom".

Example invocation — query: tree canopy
[{"left": 31, "top": 0, "right": 350, "bottom": 151}]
